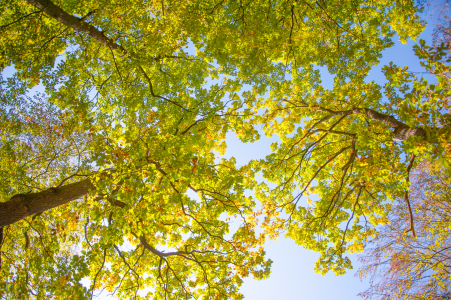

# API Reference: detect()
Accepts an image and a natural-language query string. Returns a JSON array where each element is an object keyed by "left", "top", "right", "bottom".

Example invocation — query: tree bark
[
  {"left": 25, "top": 0, "right": 124, "bottom": 51},
  {"left": 0, "top": 178, "right": 94, "bottom": 227}
]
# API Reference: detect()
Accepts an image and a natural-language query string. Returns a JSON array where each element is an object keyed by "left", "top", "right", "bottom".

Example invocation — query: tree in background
[
  {"left": 420, "top": 0, "right": 450, "bottom": 47},
  {"left": 357, "top": 156, "right": 451, "bottom": 300}
]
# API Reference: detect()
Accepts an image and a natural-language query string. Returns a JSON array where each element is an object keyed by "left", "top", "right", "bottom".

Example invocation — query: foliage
[{"left": 0, "top": 0, "right": 444, "bottom": 299}]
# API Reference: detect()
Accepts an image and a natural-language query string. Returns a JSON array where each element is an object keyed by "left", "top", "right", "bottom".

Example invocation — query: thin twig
[
  {"left": 91, "top": 248, "right": 107, "bottom": 299},
  {"left": 0, "top": 11, "right": 41, "bottom": 29}
]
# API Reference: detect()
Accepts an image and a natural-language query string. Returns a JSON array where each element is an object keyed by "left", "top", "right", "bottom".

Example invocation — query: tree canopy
[{"left": 0, "top": 0, "right": 448, "bottom": 299}]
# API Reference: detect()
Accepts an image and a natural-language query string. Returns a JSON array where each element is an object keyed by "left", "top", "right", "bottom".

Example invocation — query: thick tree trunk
[
  {"left": 0, "top": 179, "right": 94, "bottom": 227},
  {"left": 25, "top": 0, "right": 124, "bottom": 51}
]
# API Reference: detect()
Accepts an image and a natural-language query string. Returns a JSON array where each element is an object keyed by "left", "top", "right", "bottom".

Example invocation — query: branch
[
  {"left": 286, "top": 98, "right": 429, "bottom": 141},
  {"left": 138, "top": 235, "right": 189, "bottom": 257},
  {"left": 312, "top": 106, "right": 427, "bottom": 141},
  {"left": 138, "top": 66, "right": 190, "bottom": 111},
  {"left": 404, "top": 154, "right": 417, "bottom": 238},
  {"left": 90, "top": 248, "right": 107, "bottom": 299},
  {"left": 0, "top": 10, "right": 42, "bottom": 29},
  {"left": 25, "top": 0, "right": 124, "bottom": 51},
  {"left": 0, "top": 178, "right": 94, "bottom": 227}
]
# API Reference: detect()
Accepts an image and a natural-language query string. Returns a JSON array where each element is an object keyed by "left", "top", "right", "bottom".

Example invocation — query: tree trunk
[
  {"left": 0, "top": 179, "right": 94, "bottom": 227},
  {"left": 25, "top": 0, "right": 124, "bottom": 51}
]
